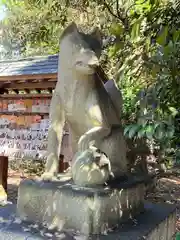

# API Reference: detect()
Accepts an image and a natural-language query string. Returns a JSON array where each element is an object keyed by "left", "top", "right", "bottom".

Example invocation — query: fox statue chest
[{"left": 57, "top": 79, "right": 105, "bottom": 134}]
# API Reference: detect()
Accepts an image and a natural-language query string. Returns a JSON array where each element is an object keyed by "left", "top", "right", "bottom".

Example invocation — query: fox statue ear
[
  {"left": 60, "top": 22, "right": 78, "bottom": 40},
  {"left": 90, "top": 27, "right": 102, "bottom": 47}
]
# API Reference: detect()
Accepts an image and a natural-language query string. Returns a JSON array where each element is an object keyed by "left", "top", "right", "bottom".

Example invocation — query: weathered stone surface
[
  {"left": 17, "top": 177, "right": 146, "bottom": 235},
  {"left": 42, "top": 22, "right": 129, "bottom": 183},
  {"left": 98, "top": 202, "right": 176, "bottom": 240},
  {"left": 0, "top": 202, "right": 176, "bottom": 239}
]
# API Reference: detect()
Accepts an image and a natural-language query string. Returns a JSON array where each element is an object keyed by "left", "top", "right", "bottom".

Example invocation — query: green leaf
[
  {"left": 166, "top": 126, "right": 175, "bottom": 139},
  {"left": 124, "top": 124, "right": 133, "bottom": 136},
  {"left": 108, "top": 42, "right": 124, "bottom": 58},
  {"left": 128, "top": 124, "right": 140, "bottom": 139},
  {"left": 156, "top": 26, "right": 168, "bottom": 46},
  {"left": 154, "top": 123, "right": 165, "bottom": 140},
  {"left": 169, "top": 107, "right": 178, "bottom": 117},
  {"left": 151, "top": 65, "right": 160, "bottom": 77},
  {"left": 131, "top": 18, "right": 142, "bottom": 40},
  {"left": 173, "top": 30, "right": 180, "bottom": 42},
  {"left": 146, "top": 37, "right": 151, "bottom": 51},
  {"left": 110, "top": 22, "right": 124, "bottom": 36},
  {"left": 145, "top": 125, "right": 154, "bottom": 139},
  {"left": 163, "top": 45, "right": 171, "bottom": 56},
  {"left": 137, "top": 126, "right": 146, "bottom": 138},
  {"left": 154, "top": 122, "right": 161, "bottom": 130}
]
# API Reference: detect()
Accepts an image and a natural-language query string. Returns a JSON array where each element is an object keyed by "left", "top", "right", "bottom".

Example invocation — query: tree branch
[
  {"left": 102, "top": 0, "right": 128, "bottom": 29},
  {"left": 116, "top": 0, "right": 120, "bottom": 17},
  {"left": 102, "top": 0, "right": 119, "bottom": 20}
]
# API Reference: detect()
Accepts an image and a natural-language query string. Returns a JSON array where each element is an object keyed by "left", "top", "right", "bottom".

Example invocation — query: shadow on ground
[{"left": 7, "top": 183, "right": 19, "bottom": 204}]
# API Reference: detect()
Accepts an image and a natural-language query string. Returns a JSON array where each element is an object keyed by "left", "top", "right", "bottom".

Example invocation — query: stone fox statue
[{"left": 41, "top": 22, "right": 129, "bottom": 183}]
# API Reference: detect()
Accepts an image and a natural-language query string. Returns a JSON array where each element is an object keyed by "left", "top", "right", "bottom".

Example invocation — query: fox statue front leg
[{"left": 41, "top": 91, "right": 65, "bottom": 181}]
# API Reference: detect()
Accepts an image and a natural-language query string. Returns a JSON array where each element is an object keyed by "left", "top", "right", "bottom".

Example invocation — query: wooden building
[
  {"left": 0, "top": 54, "right": 72, "bottom": 165},
  {"left": 0, "top": 54, "right": 58, "bottom": 95}
]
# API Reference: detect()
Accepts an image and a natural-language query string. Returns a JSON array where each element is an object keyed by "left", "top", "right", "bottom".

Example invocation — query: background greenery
[{"left": 1, "top": 0, "right": 180, "bottom": 172}]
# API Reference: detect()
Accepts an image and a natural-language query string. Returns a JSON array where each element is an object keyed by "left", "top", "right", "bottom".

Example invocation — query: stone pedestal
[
  {"left": 16, "top": 175, "right": 176, "bottom": 239},
  {"left": 17, "top": 176, "right": 149, "bottom": 235},
  {"left": 0, "top": 202, "right": 176, "bottom": 239}
]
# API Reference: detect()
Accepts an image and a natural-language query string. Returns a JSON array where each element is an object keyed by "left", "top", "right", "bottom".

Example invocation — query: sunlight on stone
[
  {"left": 74, "top": 235, "right": 89, "bottom": 240},
  {"left": 55, "top": 232, "right": 66, "bottom": 238},
  {"left": 0, "top": 217, "right": 11, "bottom": 224},
  {"left": 86, "top": 198, "right": 94, "bottom": 209},
  {"left": 28, "top": 223, "right": 39, "bottom": 229},
  {"left": 89, "top": 105, "right": 102, "bottom": 126},
  {"left": 22, "top": 226, "right": 31, "bottom": 232},
  {"left": 56, "top": 219, "right": 65, "bottom": 231},
  {"left": 44, "top": 232, "right": 54, "bottom": 237},
  {"left": 57, "top": 173, "right": 72, "bottom": 181},
  {"left": 13, "top": 217, "right": 22, "bottom": 224},
  {"left": 40, "top": 229, "right": 46, "bottom": 236}
]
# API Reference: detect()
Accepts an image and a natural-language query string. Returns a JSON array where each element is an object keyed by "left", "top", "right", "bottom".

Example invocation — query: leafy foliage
[{"left": 0, "top": 0, "right": 111, "bottom": 56}]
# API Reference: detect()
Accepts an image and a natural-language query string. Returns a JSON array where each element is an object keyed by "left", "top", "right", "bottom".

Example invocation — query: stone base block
[
  {"left": 99, "top": 202, "right": 176, "bottom": 240},
  {"left": 0, "top": 202, "right": 176, "bottom": 240},
  {"left": 17, "top": 176, "right": 147, "bottom": 235}
]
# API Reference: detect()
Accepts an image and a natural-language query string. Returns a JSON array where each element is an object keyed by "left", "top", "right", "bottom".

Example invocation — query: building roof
[{"left": 0, "top": 54, "right": 58, "bottom": 77}]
